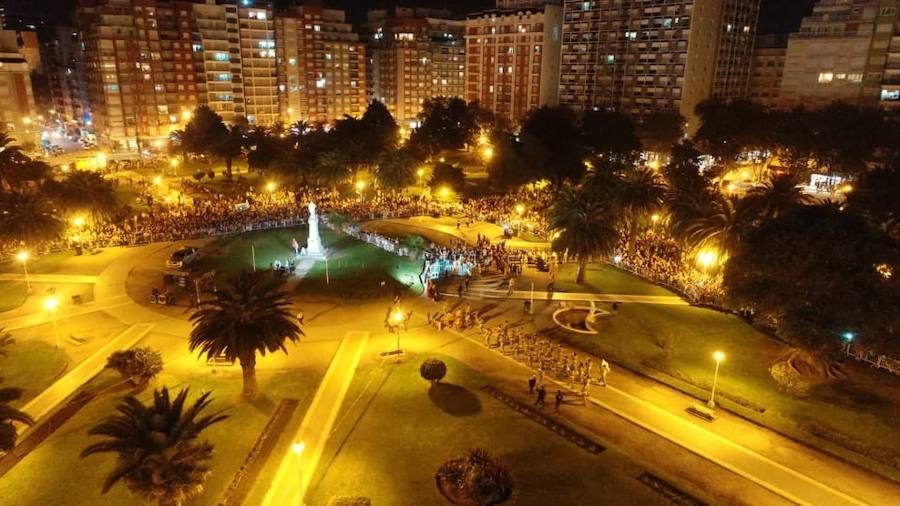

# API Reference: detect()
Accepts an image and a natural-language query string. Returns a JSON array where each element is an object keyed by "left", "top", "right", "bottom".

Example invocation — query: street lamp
[
  {"left": 44, "top": 296, "right": 60, "bottom": 348},
  {"left": 292, "top": 441, "right": 306, "bottom": 505},
  {"left": 266, "top": 181, "right": 277, "bottom": 193},
  {"left": 417, "top": 167, "right": 425, "bottom": 186},
  {"left": 696, "top": 248, "right": 718, "bottom": 270},
  {"left": 153, "top": 175, "right": 162, "bottom": 186},
  {"left": 383, "top": 307, "right": 409, "bottom": 357},
  {"left": 481, "top": 145, "right": 494, "bottom": 161},
  {"left": 355, "top": 179, "right": 366, "bottom": 200},
  {"left": 16, "top": 251, "right": 32, "bottom": 294},
  {"left": 708, "top": 351, "right": 725, "bottom": 408},
  {"left": 515, "top": 204, "right": 525, "bottom": 216},
  {"left": 169, "top": 157, "right": 180, "bottom": 176}
]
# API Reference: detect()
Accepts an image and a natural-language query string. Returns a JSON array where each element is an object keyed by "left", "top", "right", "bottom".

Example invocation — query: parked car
[{"left": 166, "top": 246, "right": 199, "bottom": 269}]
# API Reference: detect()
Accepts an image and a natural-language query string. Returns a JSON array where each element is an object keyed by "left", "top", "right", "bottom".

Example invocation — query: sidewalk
[
  {"left": 19, "top": 323, "right": 155, "bottom": 427},
  {"left": 262, "top": 331, "right": 370, "bottom": 506},
  {"left": 445, "top": 287, "right": 689, "bottom": 305},
  {"left": 429, "top": 317, "right": 898, "bottom": 506},
  {"left": 0, "top": 274, "right": 99, "bottom": 284}
]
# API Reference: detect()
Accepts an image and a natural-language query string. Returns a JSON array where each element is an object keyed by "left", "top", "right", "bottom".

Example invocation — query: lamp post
[
  {"left": 169, "top": 157, "right": 180, "bottom": 176},
  {"left": 390, "top": 307, "right": 407, "bottom": 355},
  {"left": 417, "top": 167, "right": 425, "bottom": 186},
  {"left": 16, "top": 251, "right": 31, "bottom": 294},
  {"left": 292, "top": 442, "right": 306, "bottom": 506},
  {"left": 708, "top": 351, "right": 725, "bottom": 408},
  {"left": 44, "top": 296, "right": 60, "bottom": 348}
]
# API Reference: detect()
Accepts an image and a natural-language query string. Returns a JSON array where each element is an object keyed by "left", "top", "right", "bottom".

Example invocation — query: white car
[{"left": 166, "top": 246, "right": 199, "bottom": 269}]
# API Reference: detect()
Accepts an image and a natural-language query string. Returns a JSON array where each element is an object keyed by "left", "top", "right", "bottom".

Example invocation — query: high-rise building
[
  {"left": 40, "top": 26, "right": 90, "bottom": 125},
  {"left": 747, "top": 34, "right": 787, "bottom": 109},
  {"left": 779, "top": 0, "right": 900, "bottom": 110},
  {"left": 558, "top": 0, "right": 760, "bottom": 131},
  {"left": 363, "top": 8, "right": 465, "bottom": 127},
  {"left": 275, "top": 5, "right": 366, "bottom": 125},
  {"left": 465, "top": 3, "right": 563, "bottom": 125},
  {"left": 238, "top": 2, "right": 277, "bottom": 125},
  {"left": 192, "top": 0, "right": 243, "bottom": 123},
  {"left": 0, "top": 29, "right": 38, "bottom": 143}
]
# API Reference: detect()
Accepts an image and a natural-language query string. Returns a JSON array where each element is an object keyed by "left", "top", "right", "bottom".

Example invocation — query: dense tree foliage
[
  {"left": 581, "top": 109, "right": 642, "bottom": 163},
  {"left": 519, "top": 106, "right": 586, "bottom": 186},
  {"left": 409, "top": 97, "right": 483, "bottom": 155},
  {"left": 846, "top": 162, "right": 900, "bottom": 239},
  {"left": 429, "top": 163, "right": 466, "bottom": 192}
]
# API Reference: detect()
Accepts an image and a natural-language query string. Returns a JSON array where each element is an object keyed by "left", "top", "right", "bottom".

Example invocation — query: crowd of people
[{"left": 459, "top": 186, "right": 552, "bottom": 239}]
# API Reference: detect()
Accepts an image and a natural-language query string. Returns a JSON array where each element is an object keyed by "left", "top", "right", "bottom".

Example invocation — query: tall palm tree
[
  {"left": 189, "top": 271, "right": 303, "bottom": 400},
  {"left": 81, "top": 387, "right": 227, "bottom": 506},
  {"left": 0, "top": 131, "right": 25, "bottom": 189},
  {"left": 549, "top": 188, "right": 622, "bottom": 285},
  {"left": 743, "top": 172, "right": 814, "bottom": 221},
  {"left": 216, "top": 124, "right": 245, "bottom": 177},
  {"left": 0, "top": 191, "right": 64, "bottom": 246},
  {"left": 375, "top": 148, "right": 417, "bottom": 190},
  {"left": 0, "top": 384, "right": 33, "bottom": 452},
  {"left": 680, "top": 194, "right": 751, "bottom": 257},
  {"left": 618, "top": 167, "right": 666, "bottom": 217},
  {"left": 47, "top": 171, "right": 119, "bottom": 223},
  {"left": 314, "top": 150, "right": 351, "bottom": 190}
]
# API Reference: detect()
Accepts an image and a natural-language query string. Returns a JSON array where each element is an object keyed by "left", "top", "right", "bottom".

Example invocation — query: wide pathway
[
  {"left": 19, "top": 323, "right": 155, "bottom": 426},
  {"left": 262, "top": 331, "right": 370, "bottom": 506},
  {"left": 0, "top": 273, "right": 99, "bottom": 284},
  {"left": 442, "top": 323, "right": 881, "bottom": 506},
  {"left": 448, "top": 286, "right": 688, "bottom": 306}
]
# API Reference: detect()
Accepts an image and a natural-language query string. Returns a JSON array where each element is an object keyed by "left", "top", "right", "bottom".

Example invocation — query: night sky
[{"left": 3, "top": 0, "right": 817, "bottom": 35}]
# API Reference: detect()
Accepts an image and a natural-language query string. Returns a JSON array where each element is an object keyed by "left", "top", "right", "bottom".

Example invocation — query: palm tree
[
  {"left": 314, "top": 150, "right": 351, "bottom": 190},
  {"left": 216, "top": 125, "right": 245, "bottom": 177},
  {"left": 0, "top": 384, "right": 33, "bottom": 452},
  {"left": 680, "top": 193, "right": 751, "bottom": 256},
  {"left": 549, "top": 188, "right": 622, "bottom": 285},
  {"left": 0, "top": 327, "right": 13, "bottom": 357},
  {"left": 81, "top": 387, "right": 227, "bottom": 506},
  {"left": 618, "top": 167, "right": 666, "bottom": 217},
  {"left": 743, "top": 172, "right": 814, "bottom": 221},
  {"left": 47, "top": 171, "right": 119, "bottom": 223},
  {"left": 0, "top": 191, "right": 64, "bottom": 245},
  {"left": 0, "top": 131, "right": 25, "bottom": 189},
  {"left": 189, "top": 271, "right": 303, "bottom": 400}
]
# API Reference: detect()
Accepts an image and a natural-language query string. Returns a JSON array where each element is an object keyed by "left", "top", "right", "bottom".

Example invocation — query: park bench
[
  {"left": 686, "top": 403, "right": 716, "bottom": 422},
  {"left": 207, "top": 354, "right": 235, "bottom": 367},
  {"left": 67, "top": 334, "right": 88, "bottom": 346}
]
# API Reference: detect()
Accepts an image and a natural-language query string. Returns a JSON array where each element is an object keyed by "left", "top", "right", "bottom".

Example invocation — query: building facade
[
  {"left": 40, "top": 26, "right": 90, "bottom": 125},
  {"left": 275, "top": 6, "right": 366, "bottom": 125},
  {"left": 558, "top": 0, "right": 760, "bottom": 131},
  {"left": 779, "top": 0, "right": 900, "bottom": 109},
  {"left": 465, "top": 3, "right": 563, "bottom": 125},
  {"left": 747, "top": 34, "right": 786, "bottom": 108},
  {"left": 363, "top": 8, "right": 465, "bottom": 126},
  {"left": 0, "top": 29, "right": 38, "bottom": 143}
]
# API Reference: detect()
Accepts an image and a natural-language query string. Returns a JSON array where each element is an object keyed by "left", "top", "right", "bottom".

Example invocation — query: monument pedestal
[{"left": 305, "top": 201, "right": 325, "bottom": 257}]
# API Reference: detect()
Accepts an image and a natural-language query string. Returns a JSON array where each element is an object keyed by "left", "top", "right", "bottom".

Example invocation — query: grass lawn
[
  {"left": 0, "top": 367, "right": 320, "bottom": 506},
  {"left": 519, "top": 262, "right": 675, "bottom": 297},
  {"left": 0, "top": 281, "right": 28, "bottom": 313},
  {"left": 196, "top": 225, "right": 423, "bottom": 298},
  {"left": 310, "top": 354, "right": 661, "bottom": 505},
  {"left": 529, "top": 262, "right": 900, "bottom": 477},
  {"left": 0, "top": 339, "right": 67, "bottom": 407},
  {"left": 362, "top": 220, "right": 459, "bottom": 248}
]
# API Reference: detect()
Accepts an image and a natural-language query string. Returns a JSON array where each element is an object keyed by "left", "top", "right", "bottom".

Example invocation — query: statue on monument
[{"left": 305, "top": 201, "right": 324, "bottom": 256}]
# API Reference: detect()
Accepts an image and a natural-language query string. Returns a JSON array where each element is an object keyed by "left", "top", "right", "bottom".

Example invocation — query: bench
[
  {"left": 207, "top": 354, "right": 235, "bottom": 367},
  {"left": 67, "top": 334, "right": 88, "bottom": 346},
  {"left": 686, "top": 403, "right": 716, "bottom": 422}
]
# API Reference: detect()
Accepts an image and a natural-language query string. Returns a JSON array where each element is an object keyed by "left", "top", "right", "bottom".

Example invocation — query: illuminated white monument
[{"left": 306, "top": 202, "right": 324, "bottom": 256}]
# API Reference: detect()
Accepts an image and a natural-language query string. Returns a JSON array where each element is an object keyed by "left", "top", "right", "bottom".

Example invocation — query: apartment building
[
  {"left": 275, "top": 5, "right": 366, "bottom": 125},
  {"left": 0, "top": 29, "right": 37, "bottom": 143},
  {"left": 747, "top": 34, "right": 787, "bottom": 108},
  {"left": 239, "top": 3, "right": 277, "bottom": 125},
  {"left": 780, "top": 0, "right": 900, "bottom": 109},
  {"left": 559, "top": 0, "right": 760, "bottom": 131},
  {"left": 465, "top": 3, "right": 563, "bottom": 125},
  {"left": 40, "top": 26, "right": 90, "bottom": 125},
  {"left": 363, "top": 8, "right": 465, "bottom": 126},
  {"left": 192, "top": 0, "right": 243, "bottom": 123}
]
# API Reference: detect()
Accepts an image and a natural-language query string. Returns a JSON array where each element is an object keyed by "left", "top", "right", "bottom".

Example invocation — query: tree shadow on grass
[{"left": 428, "top": 383, "right": 482, "bottom": 417}]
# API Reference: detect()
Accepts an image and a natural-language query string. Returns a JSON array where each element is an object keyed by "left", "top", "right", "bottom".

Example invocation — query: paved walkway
[
  {"left": 0, "top": 273, "right": 100, "bottom": 284},
  {"left": 19, "top": 323, "right": 155, "bottom": 427},
  {"left": 262, "top": 331, "right": 370, "bottom": 506},
  {"left": 439, "top": 322, "right": 883, "bottom": 506},
  {"left": 446, "top": 287, "right": 688, "bottom": 306},
  {"left": 0, "top": 295, "right": 133, "bottom": 331}
]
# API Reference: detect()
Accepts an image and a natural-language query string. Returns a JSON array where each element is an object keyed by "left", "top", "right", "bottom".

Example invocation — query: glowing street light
[
  {"left": 266, "top": 181, "right": 277, "bottom": 193},
  {"left": 44, "top": 296, "right": 60, "bottom": 348},
  {"left": 388, "top": 307, "right": 409, "bottom": 356},
  {"left": 481, "top": 145, "right": 494, "bottom": 161},
  {"left": 515, "top": 204, "right": 525, "bottom": 216},
  {"left": 292, "top": 441, "right": 306, "bottom": 505},
  {"left": 696, "top": 248, "right": 718, "bottom": 270},
  {"left": 169, "top": 157, "right": 180, "bottom": 176},
  {"left": 438, "top": 186, "right": 451, "bottom": 199},
  {"left": 97, "top": 152, "right": 107, "bottom": 168},
  {"left": 477, "top": 133, "right": 489, "bottom": 146},
  {"left": 181, "top": 109, "right": 193, "bottom": 122},
  {"left": 708, "top": 351, "right": 725, "bottom": 408},
  {"left": 650, "top": 213, "right": 660, "bottom": 224},
  {"left": 417, "top": 167, "right": 425, "bottom": 185},
  {"left": 153, "top": 175, "right": 163, "bottom": 186},
  {"left": 16, "top": 251, "right": 32, "bottom": 293}
]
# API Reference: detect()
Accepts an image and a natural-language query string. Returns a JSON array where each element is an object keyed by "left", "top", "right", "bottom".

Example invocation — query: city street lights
[
  {"left": 292, "top": 441, "right": 306, "bottom": 506},
  {"left": 169, "top": 157, "right": 180, "bottom": 176},
  {"left": 708, "top": 351, "right": 725, "bottom": 408},
  {"left": 355, "top": 180, "right": 366, "bottom": 200},
  {"left": 266, "top": 181, "right": 277, "bottom": 193},
  {"left": 16, "top": 251, "right": 31, "bottom": 294},
  {"left": 44, "top": 296, "right": 60, "bottom": 348},
  {"left": 417, "top": 167, "right": 425, "bottom": 186}
]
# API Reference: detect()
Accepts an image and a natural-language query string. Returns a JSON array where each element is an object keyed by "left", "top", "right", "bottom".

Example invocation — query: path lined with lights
[
  {"left": 262, "top": 330, "right": 370, "bottom": 506},
  {"left": 448, "top": 287, "right": 689, "bottom": 306}
]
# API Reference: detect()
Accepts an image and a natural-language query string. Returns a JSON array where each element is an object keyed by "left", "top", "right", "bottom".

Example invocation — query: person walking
[
  {"left": 535, "top": 384, "right": 546, "bottom": 408},
  {"left": 528, "top": 374, "right": 537, "bottom": 394},
  {"left": 555, "top": 390, "right": 564, "bottom": 413},
  {"left": 600, "top": 359, "right": 611, "bottom": 387}
]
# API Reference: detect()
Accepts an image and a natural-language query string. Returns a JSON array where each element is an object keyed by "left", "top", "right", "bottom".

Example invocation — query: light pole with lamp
[
  {"left": 292, "top": 441, "right": 306, "bottom": 506},
  {"left": 380, "top": 307, "right": 409, "bottom": 359},
  {"left": 16, "top": 251, "right": 32, "bottom": 294},
  {"left": 44, "top": 296, "right": 60, "bottom": 348},
  {"left": 708, "top": 351, "right": 725, "bottom": 408}
]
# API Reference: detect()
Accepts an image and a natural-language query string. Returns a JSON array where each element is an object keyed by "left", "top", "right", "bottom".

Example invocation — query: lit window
[
  {"left": 582, "top": 1, "right": 591, "bottom": 11},
  {"left": 289, "top": 57, "right": 296, "bottom": 66},
  {"left": 818, "top": 72, "right": 834, "bottom": 83},
  {"left": 316, "top": 78, "right": 326, "bottom": 88},
  {"left": 880, "top": 89, "right": 900, "bottom": 101},
  {"left": 607, "top": 54, "right": 615, "bottom": 63},
  {"left": 848, "top": 73, "right": 863, "bottom": 83}
]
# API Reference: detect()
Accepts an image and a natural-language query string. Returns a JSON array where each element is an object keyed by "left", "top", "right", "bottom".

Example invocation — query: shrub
[
  {"left": 207, "top": 170, "right": 215, "bottom": 179},
  {"left": 106, "top": 347, "right": 163, "bottom": 387},
  {"left": 420, "top": 358, "right": 447, "bottom": 383},
  {"left": 436, "top": 448, "right": 513, "bottom": 505},
  {"left": 192, "top": 171, "right": 205, "bottom": 181}
]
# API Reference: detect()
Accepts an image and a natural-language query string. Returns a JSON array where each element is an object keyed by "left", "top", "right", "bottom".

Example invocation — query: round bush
[{"left": 420, "top": 358, "right": 447, "bottom": 383}]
